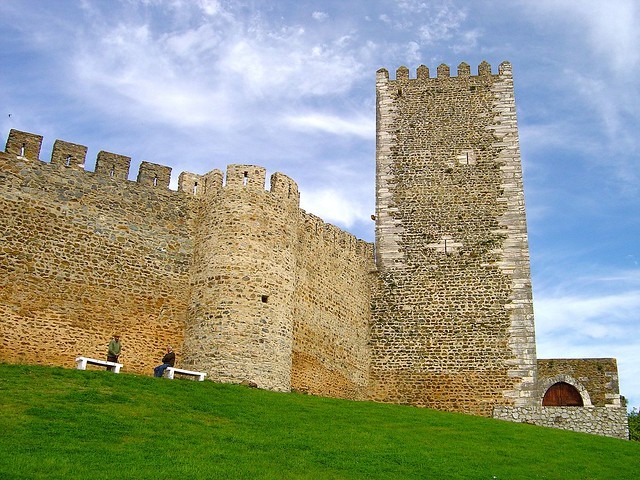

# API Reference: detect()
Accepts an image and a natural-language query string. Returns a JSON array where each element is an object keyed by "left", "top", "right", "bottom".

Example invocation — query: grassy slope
[{"left": 0, "top": 364, "right": 638, "bottom": 479}]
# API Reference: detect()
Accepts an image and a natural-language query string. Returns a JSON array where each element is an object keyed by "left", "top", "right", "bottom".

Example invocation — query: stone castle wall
[
  {"left": 291, "top": 212, "right": 375, "bottom": 399},
  {"left": 0, "top": 132, "right": 194, "bottom": 373},
  {"left": 180, "top": 164, "right": 375, "bottom": 395},
  {"left": 181, "top": 165, "right": 301, "bottom": 391},
  {"left": 370, "top": 62, "right": 537, "bottom": 415},
  {"left": 0, "top": 130, "right": 374, "bottom": 393},
  {"left": 493, "top": 406, "right": 629, "bottom": 439}
]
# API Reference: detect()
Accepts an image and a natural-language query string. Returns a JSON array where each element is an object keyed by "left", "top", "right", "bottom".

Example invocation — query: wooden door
[{"left": 542, "top": 382, "right": 583, "bottom": 406}]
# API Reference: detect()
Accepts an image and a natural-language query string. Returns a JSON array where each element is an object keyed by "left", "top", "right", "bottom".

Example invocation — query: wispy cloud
[
  {"left": 527, "top": 0, "right": 640, "bottom": 74},
  {"left": 301, "top": 187, "right": 371, "bottom": 228},
  {"left": 534, "top": 268, "right": 640, "bottom": 406},
  {"left": 535, "top": 267, "right": 640, "bottom": 346},
  {"left": 312, "top": 11, "right": 329, "bottom": 22},
  {"left": 281, "top": 113, "right": 374, "bottom": 138}
]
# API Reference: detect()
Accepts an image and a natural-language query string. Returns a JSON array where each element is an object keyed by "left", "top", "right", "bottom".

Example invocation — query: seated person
[{"left": 153, "top": 346, "right": 176, "bottom": 378}]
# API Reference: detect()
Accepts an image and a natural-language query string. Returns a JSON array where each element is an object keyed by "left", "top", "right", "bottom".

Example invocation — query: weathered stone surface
[
  {"left": 0, "top": 145, "right": 192, "bottom": 373},
  {"left": 371, "top": 62, "right": 537, "bottom": 416},
  {"left": 493, "top": 406, "right": 628, "bottom": 439}
]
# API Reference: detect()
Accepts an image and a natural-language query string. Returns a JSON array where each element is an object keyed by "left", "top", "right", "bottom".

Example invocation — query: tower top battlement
[{"left": 377, "top": 61, "right": 512, "bottom": 82}]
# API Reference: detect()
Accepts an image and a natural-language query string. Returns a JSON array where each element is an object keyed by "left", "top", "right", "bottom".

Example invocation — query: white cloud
[
  {"left": 534, "top": 268, "right": 640, "bottom": 350},
  {"left": 219, "top": 38, "right": 363, "bottom": 98},
  {"left": 301, "top": 187, "right": 370, "bottom": 228},
  {"left": 527, "top": 0, "right": 640, "bottom": 74},
  {"left": 536, "top": 291, "right": 640, "bottom": 339},
  {"left": 534, "top": 269, "right": 640, "bottom": 407},
  {"left": 312, "top": 11, "right": 329, "bottom": 22},
  {"left": 282, "top": 113, "right": 374, "bottom": 138},
  {"left": 199, "top": 0, "right": 222, "bottom": 17},
  {"left": 417, "top": 3, "right": 467, "bottom": 44},
  {"left": 64, "top": 6, "right": 368, "bottom": 133},
  {"left": 452, "top": 28, "right": 482, "bottom": 54}
]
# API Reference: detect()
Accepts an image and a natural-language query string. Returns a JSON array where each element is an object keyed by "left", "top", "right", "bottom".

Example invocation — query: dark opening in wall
[{"left": 261, "top": 295, "right": 269, "bottom": 303}]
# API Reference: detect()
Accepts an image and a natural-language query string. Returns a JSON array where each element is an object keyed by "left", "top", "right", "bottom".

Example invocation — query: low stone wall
[{"left": 493, "top": 406, "right": 629, "bottom": 439}]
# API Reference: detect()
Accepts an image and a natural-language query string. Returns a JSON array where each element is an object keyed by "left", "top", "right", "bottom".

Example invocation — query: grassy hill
[{"left": 0, "top": 364, "right": 638, "bottom": 479}]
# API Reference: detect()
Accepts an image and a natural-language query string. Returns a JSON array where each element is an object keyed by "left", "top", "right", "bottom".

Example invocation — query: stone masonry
[
  {"left": 370, "top": 62, "right": 536, "bottom": 416},
  {"left": 0, "top": 61, "right": 627, "bottom": 438}
]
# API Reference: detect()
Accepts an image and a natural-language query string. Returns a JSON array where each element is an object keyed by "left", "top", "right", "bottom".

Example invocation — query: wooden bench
[
  {"left": 166, "top": 367, "right": 206, "bottom": 381},
  {"left": 75, "top": 356, "right": 123, "bottom": 373}
]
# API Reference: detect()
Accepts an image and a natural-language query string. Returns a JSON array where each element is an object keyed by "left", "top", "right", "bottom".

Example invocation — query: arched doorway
[{"left": 542, "top": 382, "right": 584, "bottom": 406}]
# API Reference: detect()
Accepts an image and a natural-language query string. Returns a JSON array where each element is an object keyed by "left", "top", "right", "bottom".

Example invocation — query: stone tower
[
  {"left": 182, "top": 165, "right": 300, "bottom": 392},
  {"left": 369, "top": 61, "right": 538, "bottom": 415}
]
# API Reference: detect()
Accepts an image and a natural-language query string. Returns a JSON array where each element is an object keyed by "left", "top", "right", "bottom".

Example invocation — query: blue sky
[{"left": 1, "top": 0, "right": 639, "bottom": 410}]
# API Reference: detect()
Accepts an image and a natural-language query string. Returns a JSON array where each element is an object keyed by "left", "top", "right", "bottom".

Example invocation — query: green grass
[{"left": 0, "top": 364, "right": 638, "bottom": 479}]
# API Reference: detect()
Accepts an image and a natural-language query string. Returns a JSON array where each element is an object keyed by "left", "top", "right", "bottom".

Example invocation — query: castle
[{"left": 0, "top": 61, "right": 628, "bottom": 438}]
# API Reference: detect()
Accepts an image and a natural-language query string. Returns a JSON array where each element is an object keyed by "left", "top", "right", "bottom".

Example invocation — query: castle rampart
[
  {"left": 291, "top": 210, "right": 375, "bottom": 399},
  {"left": 0, "top": 132, "right": 195, "bottom": 373},
  {"left": 0, "top": 130, "right": 374, "bottom": 396}
]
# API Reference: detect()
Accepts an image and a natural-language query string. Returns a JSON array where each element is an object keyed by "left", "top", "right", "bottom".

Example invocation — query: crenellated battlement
[
  {"left": 4, "top": 129, "right": 176, "bottom": 191},
  {"left": 377, "top": 61, "right": 512, "bottom": 82},
  {"left": 300, "top": 211, "right": 373, "bottom": 258},
  {"left": 51, "top": 139, "right": 87, "bottom": 170},
  {"left": 221, "top": 165, "right": 300, "bottom": 205},
  {"left": 5, "top": 129, "right": 43, "bottom": 160},
  {"left": 95, "top": 151, "right": 131, "bottom": 181},
  {"left": 177, "top": 169, "right": 223, "bottom": 197},
  {"left": 3, "top": 130, "right": 300, "bottom": 208}
]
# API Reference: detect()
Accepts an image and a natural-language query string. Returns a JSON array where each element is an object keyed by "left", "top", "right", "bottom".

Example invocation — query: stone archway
[
  {"left": 539, "top": 374, "right": 592, "bottom": 406},
  {"left": 542, "top": 382, "right": 583, "bottom": 406}
]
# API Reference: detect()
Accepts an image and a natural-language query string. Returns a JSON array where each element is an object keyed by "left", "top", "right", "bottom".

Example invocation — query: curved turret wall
[{"left": 182, "top": 165, "right": 300, "bottom": 391}]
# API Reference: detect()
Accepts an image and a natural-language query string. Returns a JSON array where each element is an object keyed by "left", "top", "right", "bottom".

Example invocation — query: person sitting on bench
[{"left": 154, "top": 346, "right": 176, "bottom": 378}]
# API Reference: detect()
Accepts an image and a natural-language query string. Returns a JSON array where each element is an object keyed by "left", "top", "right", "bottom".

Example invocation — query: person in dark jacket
[{"left": 153, "top": 346, "right": 176, "bottom": 378}]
